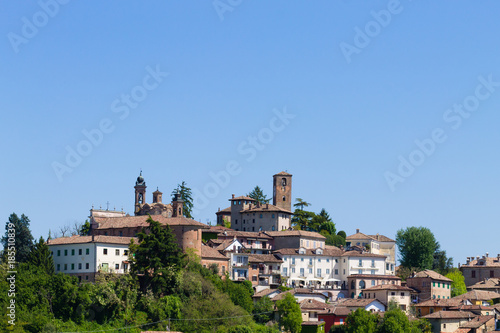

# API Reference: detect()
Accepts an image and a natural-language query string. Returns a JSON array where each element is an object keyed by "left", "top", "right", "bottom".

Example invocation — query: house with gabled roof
[
  {"left": 200, "top": 244, "right": 229, "bottom": 277},
  {"left": 299, "top": 298, "right": 331, "bottom": 322},
  {"left": 362, "top": 284, "right": 413, "bottom": 313},
  {"left": 423, "top": 311, "right": 476, "bottom": 333},
  {"left": 406, "top": 269, "right": 452, "bottom": 303},
  {"left": 460, "top": 253, "right": 500, "bottom": 287},
  {"left": 468, "top": 277, "right": 500, "bottom": 294},
  {"left": 346, "top": 228, "right": 396, "bottom": 275}
]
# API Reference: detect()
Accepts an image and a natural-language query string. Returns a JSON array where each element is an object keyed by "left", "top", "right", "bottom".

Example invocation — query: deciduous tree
[
  {"left": 396, "top": 227, "right": 437, "bottom": 270},
  {"left": 445, "top": 269, "right": 467, "bottom": 297},
  {"left": 276, "top": 293, "right": 302, "bottom": 333}
]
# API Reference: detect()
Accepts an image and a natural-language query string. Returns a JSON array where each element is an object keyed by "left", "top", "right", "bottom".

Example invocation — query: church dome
[{"left": 136, "top": 171, "right": 145, "bottom": 185}]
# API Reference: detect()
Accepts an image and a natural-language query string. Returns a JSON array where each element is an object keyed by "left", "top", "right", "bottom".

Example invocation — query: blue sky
[{"left": 1, "top": 1, "right": 500, "bottom": 265}]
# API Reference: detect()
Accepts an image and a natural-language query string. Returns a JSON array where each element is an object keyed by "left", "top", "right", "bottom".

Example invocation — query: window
[
  {"left": 124, "top": 250, "right": 128, "bottom": 255},
  {"left": 222, "top": 266, "right": 225, "bottom": 274},
  {"left": 235, "top": 219, "right": 238, "bottom": 224},
  {"left": 252, "top": 276, "right": 257, "bottom": 281},
  {"left": 283, "top": 267, "right": 288, "bottom": 275},
  {"left": 71, "top": 249, "right": 75, "bottom": 256},
  {"left": 317, "top": 269, "right": 322, "bottom": 277},
  {"left": 438, "top": 282, "right": 440, "bottom": 288},
  {"left": 490, "top": 270, "right": 495, "bottom": 278},
  {"left": 71, "top": 263, "right": 75, "bottom": 270},
  {"left": 307, "top": 241, "right": 310, "bottom": 247},
  {"left": 272, "top": 214, "right": 275, "bottom": 218},
  {"left": 301, "top": 258, "right": 304, "bottom": 262},
  {"left": 57, "top": 250, "right": 61, "bottom": 256},
  {"left": 86, "top": 248, "right": 90, "bottom": 255},
  {"left": 472, "top": 270, "right": 476, "bottom": 278},
  {"left": 335, "top": 269, "right": 339, "bottom": 275},
  {"left": 359, "top": 259, "right": 363, "bottom": 267},
  {"left": 78, "top": 249, "right": 82, "bottom": 255},
  {"left": 300, "top": 268, "right": 304, "bottom": 276},
  {"left": 358, "top": 269, "right": 363, "bottom": 274},
  {"left": 292, "top": 268, "right": 295, "bottom": 273},
  {"left": 103, "top": 248, "right": 108, "bottom": 255},
  {"left": 78, "top": 263, "right": 82, "bottom": 269},
  {"left": 85, "top": 276, "right": 89, "bottom": 281},
  {"left": 309, "top": 268, "right": 313, "bottom": 274},
  {"left": 371, "top": 260, "right": 375, "bottom": 267},
  {"left": 115, "top": 264, "right": 119, "bottom": 270},
  {"left": 327, "top": 259, "right": 330, "bottom": 263},
  {"left": 292, "top": 258, "right": 295, "bottom": 264},
  {"left": 64, "top": 249, "right": 68, "bottom": 256},
  {"left": 339, "top": 319, "right": 344, "bottom": 324},
  {"left": 433, "top": 282, "right": 435, "bottom": 287},
  {"left": 86, "top": 263, "right": 89, "bottom": 269},
  {"left": 271, "top": 226, "right": 275, "bottom": 231},
  {"left": 259, "top": 214, "right": 263, "bottom": 218},
  {"left": 359, "top": 280, "right": 365, "bottom": 289},
  {"left": 64, "top": 264, "right": 68, "bottom": 271},
  {"left": 371, "top": 270, "right": 375, "bottom": 275},
  {"left": 57, "top": 264, "right": 60, "bottom": 271},
  {"left": 282, "top": 196, "right": 286, "bottom": 201},
  {"left": 371, "top": 280, "right": 375, "bottom": 286},
  {"left": 119, "top": 231, "right": 123, "bottom": 237},
  {"left": 309, "top": 258, "right": 313, "bottom": 265},
  {"left": 314, "top": 241, "right": 317, "bottom": 248},
  {"left": 391, "top": 292, "right": 395, "bottom": 296},
  {"left": 115, "top": 249, "right": 120, "bottom": 256},
  {"left": 318, "top": 258, "right": 321, "bottom": 263}
]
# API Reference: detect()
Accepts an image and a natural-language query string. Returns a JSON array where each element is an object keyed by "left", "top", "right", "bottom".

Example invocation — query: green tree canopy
[
  {"left": 293, "top": 198, "right": 311, "bottom": 211},
  {"left": 27, "top": 236, "right": 54, "bottom": 275},
  {"left": 291, "top": 209, "right": 316, "bottom": 231},
  {"left": 79, "top": 220, "right": 91, "bottom": 236},
  {"left": 432, "top": 243, "right": 453, "bottom": 275},
  {"left": 172, "top": 181, "right": 194, "bottom": 218},
  {"left": 130, "top": 216, "right": 186, "bottom": 295},
  {"left": 344, "top": 308, "right": 378, "bottom": 333},
  {"left": 248, "top": 186, "right": 271, "bottom": 204},
  {"left": 2, "top": 213, "right": 34, "bottom": 263},
  {"left": 396, "top": 226, "right": 437, "bottom": 270},
  {"left": 446, "top": 269, "right": 467, "bottom": 297},
  {"left": 276, "top": 293, "right": 302, "bottom": 333},
  {"left": 253, "top": 296, "right": 274, "bottom": 324}
]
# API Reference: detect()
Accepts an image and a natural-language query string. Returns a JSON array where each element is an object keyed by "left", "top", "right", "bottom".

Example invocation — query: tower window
[
  {"left": 138, "top": 193, "right": 143, "bottom": 204},
  {"left": 282, "top": 178, "right": 286, "bottom": 186},
  {"left": 282, "top": 196, "right": 286, "bottom": 201}
]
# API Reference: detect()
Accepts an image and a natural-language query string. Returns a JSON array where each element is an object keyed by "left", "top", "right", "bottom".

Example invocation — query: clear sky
[{"left": 2, "top": 1, "right": 500, "bottom": 266}]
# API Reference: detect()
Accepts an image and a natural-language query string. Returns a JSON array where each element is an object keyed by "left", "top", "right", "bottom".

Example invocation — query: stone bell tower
[
  {"left": 134, "top": 171, "right": 146, "bottom": 215},
  {"left": 273, "top": 171, "right": 292, "bottom": 212}
]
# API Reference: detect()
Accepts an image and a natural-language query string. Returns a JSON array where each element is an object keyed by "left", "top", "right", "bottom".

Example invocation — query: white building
[{"left": 47, "top": 235, "right": 136, "bottom": 282}]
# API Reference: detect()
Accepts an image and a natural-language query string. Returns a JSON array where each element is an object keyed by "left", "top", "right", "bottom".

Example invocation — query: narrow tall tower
[
  {"left": 134, "top": 171, "right": 146, "bottom": 215},
  {"left": 172, "top": 189, "right": 184, "bottom": 217},
  {"left": 273, "top": 171, "right": 292, "bottom": 211}
]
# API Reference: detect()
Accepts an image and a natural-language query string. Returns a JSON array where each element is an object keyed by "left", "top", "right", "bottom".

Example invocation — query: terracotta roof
[
  {"left": 299, "top": 298, "right": 330, "bottom": 310},
  {"left": 318, "top": 306, "right": 351, "bottom": 316},
  {"left": 460, "top": 256, "right": 500, "bottom": 268},
  {"left": 253, "top": 288, "right": 280, "bottom": 298},
  {"left": 201, "top": 244, "right": 228, "bottom": 260},
  {"left": 469, "top": 278, "right": 500, "bottom": 290},
  {"left": 423, "top": 310, "right": 475, "bottom": 319},
  {"left": 273, "top": 247, "right": 342, "bottom": 257},
  {"left": 410, "top": 269, "right": 452, "bottom": 282},
  {"left": 229, "top": 196, "right": 256, "bottom": 201},
  {"left": 216, "top": 207, "right": 232, "bottom": 214},
  {"left": 221, "top": 231, "right": 272, "bottom": 239},
  {"left": 203, "top": 225, "right": 231, "bottom": 233},
  {"left": 338, "top": 298, "right": 383, "bottom": 308},
  {"left": 215, "top": 239, "right": 240, "bottom": 251},
  {"left": 47, "top": 235, "right": 137, "bottom": 245},
  {"left": 274, "top": 171, "right": 292, "bottom": 176},
  {"left": 363, "top": 284, "right": 413, "bottom": 292},
  {"left": 92, "top": 215, "right": 209, "bottom": 229},
  {"left": 453, "top": 329, "right": 472, "bottom": 333},
  {"left": 414, "top": 298, "right": 464, "bottom": 307},
  {"left": 294, "top": 288, "right": 328, "bottom": 297},
  {"left": 272, "top": 290, "right": 295, "bottom": 301},
  {"left": 454, "top": 290, "right": 500, "bottom": 301},
  {"left": 248, "top": 254, "right": 282, "bottom": 263},
  {"left": 450, "top": 305, "right": 494, "bottom": 312},
  {"left": 265, "top": 230, "right": 326, "bottom": 239},
  {"left": 346, "top": 232, "right": 394, "bottom": 243},
  {"left": 241, "top": 203, "right": 293, "bottom": 214},
  {"left": 368, "top": 234, "right": 395, "bottom": 242}
]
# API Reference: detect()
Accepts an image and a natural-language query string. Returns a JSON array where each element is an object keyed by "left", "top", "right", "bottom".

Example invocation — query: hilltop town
[{"left": 8, "top": 171, "right": 498, "bottom": 332}]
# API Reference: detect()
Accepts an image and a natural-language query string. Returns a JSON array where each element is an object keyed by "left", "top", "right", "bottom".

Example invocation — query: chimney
[
  {"left": 486, "top": 252, "right": 489, "bottom": 257},
  {"left": 266, "top": 203, "right": 269, "bottom": 209},
  {"left": 92, "top": 235, "right": 95, "bottom": 241},
  {"left": 232, "top": 194, "right": 235, "bottom": 199},
  {"left": 356, "top": 228, "right": 360, "bottom": 234}
]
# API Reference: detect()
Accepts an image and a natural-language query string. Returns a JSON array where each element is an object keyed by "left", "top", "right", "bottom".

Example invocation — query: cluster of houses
[{"left": 46, "top": 171, "right": 500, "bottom": 332}]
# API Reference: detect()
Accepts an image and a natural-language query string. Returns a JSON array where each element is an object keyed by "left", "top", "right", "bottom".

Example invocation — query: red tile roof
[
  {"left": 265, "top": 230, "right": 326, "bottom": 239},
  {"left": 248, "top": 254, "right": 282, "bottom": 263},
  {"left": 454, "top": 290, "right": 500, "bottom": 301},
  {"left": 201, "top": 244, "right": 228, "bottom": 260},
  {"left": 299, "top": 298, "right": 330, "bottom": 310},
  {"left": 47, "top": 235, "right": 137, "bottom": 245},
  {"left": 423, "top": 311, "right": 475, "bottom": 319},
  {"left": 229, "top": 196, "right": 256, "bottom": 201},
  {"left": 410, "top": 269, "right": 452, "bottom": 282},
  {"left": 363, "top": 284, "right": 413, "bottom": 292},
  {"left": 92, "top": 215, "right": 209, "bottom": 229}
]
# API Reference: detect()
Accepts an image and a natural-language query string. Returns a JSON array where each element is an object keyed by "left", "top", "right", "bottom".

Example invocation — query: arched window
[
  {"left": 138, "top": 193, "right": 143, "bottom": 204},
  {"left": 282, "top": 196, "right": 286, "bottom": 201},
  {"left": 351, "top": 280, "right": 355, "bottom": 290},
  {"left": 359, "top": 280, "right": 366, "bottom": 289},
  {"left": 282, "top": 178, "right": 287, "bottom": 186}
]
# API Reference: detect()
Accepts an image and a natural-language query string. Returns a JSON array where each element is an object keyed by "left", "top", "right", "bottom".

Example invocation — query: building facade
[
  {"left": 47, "top": 235, "right": 135, "bottom": 282},
  {"left": 460, "top": 253, "right": 500, "bottom": 286},
  {"left": 346, "top": 229, "right": 396, "bottom": 275},
  {"left": 406, "top": 269, "right": 452, "bottom": 302}
]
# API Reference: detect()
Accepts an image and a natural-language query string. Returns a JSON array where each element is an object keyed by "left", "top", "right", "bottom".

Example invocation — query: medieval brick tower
[
  {"left": 272, "top": 171, "right": 292, "bottom": 211},
  {"left": 134, "top": 171, "right": 146, "bottom": 215}
]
